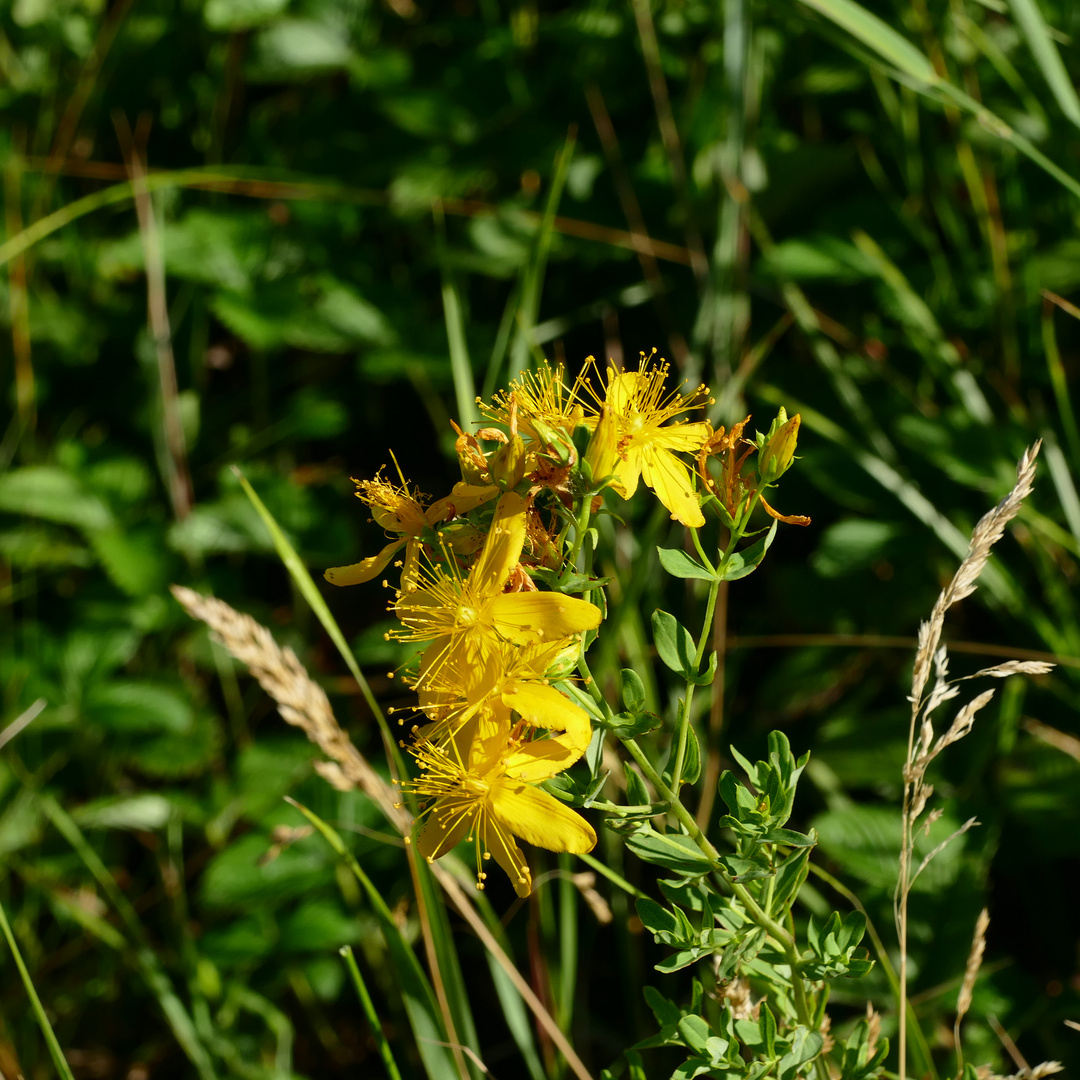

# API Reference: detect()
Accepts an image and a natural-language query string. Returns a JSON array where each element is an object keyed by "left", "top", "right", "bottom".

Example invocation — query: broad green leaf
[
  {"left": 652, "top": 609, "right": 698, "bottom": 679},
  {"left": 72, "top": 794, "right": 175, "bottom": 831},
  {"left": 626, "top": 829, "right": 714, "bottom": 876},
  {"left": 83, "top": 682, "right": 194, "bottom": 734},
  {"left": 204, "top": 0, "right": 288, "bottom": 32},
  {"left": 0, "top": 466, "right": 113, "bottom": 531},
  {"left": 657, "top": 546, "right": 715, "bottom": 581}
]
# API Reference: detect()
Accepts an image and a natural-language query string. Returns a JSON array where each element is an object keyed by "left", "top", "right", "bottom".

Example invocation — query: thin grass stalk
[
  {"left": 509, "top": 128, "right": 575, "bottom": 380},
  {"left": 341, "top": 946, "right": 404, "bottom": 1080},
  {"left": 583, "top": 83, "right": 688, "bottom": 368},
  {"left": 1040, "top": 299, "right": 1080, "bottom": 470},
  {"left": 897, "top": 443, "right": 1041, "bottom": 1080},
  {"left": 557, "top": 854, "right": 579, "bottom": 1038},
  {"left": 173, "top": 586, "right": 591, "bottom": 1079},
  {"left": 115, "top": 116, "right": 193, "bottom": 521},
  {"left": 231, "top": 468, "right": 408, "bottom": 784},
  {"left": 287, "top": 799, "right": 466, "bottom": 1080},
  {"left": 629, "top": 0, "right": 707, "bottom": 283},
  {"left": 0, "top": 163, "right": 696, "bottom": 274},
  {"left": 37, "top": 795, "right": 218, "bottom": 1080},
  {"left": 434, "top": 201, "right": 478, "bottom": 432},
  {"left": 0, "top": 895, "right": 77, "bottom": 1080},
  {"left": 4, "top": 139, "right": 34, "bottom": 431}
]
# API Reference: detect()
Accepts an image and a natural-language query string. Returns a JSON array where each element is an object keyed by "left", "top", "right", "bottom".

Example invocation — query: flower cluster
[{"left": 326, "top": 353, "right": 801, "bottom": 894}]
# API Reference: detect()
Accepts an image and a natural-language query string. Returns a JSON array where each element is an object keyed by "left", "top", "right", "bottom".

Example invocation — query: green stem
[
  {"left": 341, "top": 946, "right": 404, "bottom": 1080},
  {"left": 619, "top": 736, "right": 792, "bottom": 950},
  {"left": 561, "top": 494, "right": 593, "bottom": 587},
  {"left": 0, "top": 895, "right": 78, "bottom": 1080},
  {"left": 671, "top": 575, "right": 721, "bottom": 789}
]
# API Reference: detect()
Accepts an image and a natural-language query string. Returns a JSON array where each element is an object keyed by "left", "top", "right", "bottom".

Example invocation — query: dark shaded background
[{"left": 2, "top": 0, "right": 1080, "bottom": 1076}]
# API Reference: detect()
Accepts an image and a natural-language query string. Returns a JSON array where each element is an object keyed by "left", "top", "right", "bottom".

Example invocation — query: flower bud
[
  {"left": 757, "top": 410, "right": 800, "bottom": 485},
  {"left": 583, "top": 405, "right": 619, "bottom": 489},
  {"left": 489, "top": 433, "right": 528, "bottom": 490}
]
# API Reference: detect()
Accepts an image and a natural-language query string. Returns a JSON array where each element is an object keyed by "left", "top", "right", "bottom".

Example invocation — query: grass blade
[
  {"left": 1006, "top": 0, "right": 1080, "bottom": 129},
  {"left": 232, "top": 467, "right": 406, "bottom": 781},
  {"left": 795, "top": 0, "right": 937, "bottom": 83},
  {"left": 38, "top": 795, "right": 218, "bottom": 1080},
  {"left": 0, "top": 896, "right": 77, "bottom": 1080},
  {"left": 434, "top": 203, "right": 478, "bottom": 431},
  {"left": 341, "top": 946, "right": 405, "bottom": 1080},
  {"left": 286, "top": 798, "right": 464, "bottom": 1080},
  {"left": 509, "top": 128, "right": 576, "bottom": 380}
]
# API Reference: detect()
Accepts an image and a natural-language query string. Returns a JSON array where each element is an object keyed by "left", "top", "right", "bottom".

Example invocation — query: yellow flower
[
  {"left": 325, "top": 469, "right": 495, "bottom": 591},
  {"left": 482, "top": 360, "right": 593, "bottom": 447},
  {"left": 416, "top": 638, "right": 592, "bottom": 757},
  {"left": 409, "top": 729, "right": 596, "bottom": 896},
  {"left": 582, "top": 355, "right": 712, "bottom": 527},
  {"left": 394, "top": 491, "right": 601, "bottom": 686}
]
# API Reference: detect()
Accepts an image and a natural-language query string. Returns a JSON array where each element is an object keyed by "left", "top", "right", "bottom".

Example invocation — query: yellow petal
[
  {"left": 502, "top": 735, "right": 588, "bottom": 781},
  {"left": 416, "top": 802, "right": 473, "bottom": 861},
  {"left": 639, "top": 445, "right": 704, "bottom": 527},
  {"left": 469, "top": 492, "right": 527, "bottom": 594},
  {"left": 428, "top": 483, "right": 501, "bottom": 524},
  {"left": 489, "top": 780, "right": 596, "bottom": 854},
  {"left": 646, "top": 420, "right": 712, "bottom": 453},
  {"left": 480, "top": 815, "right": 533, "bottom": 897},
  {"left": 501, "top": 683, "right": 591, "bottom": 747},
  {"left": 488, "top": 592, "right": 601, "bottom": 642},
  {"left": 611, "top": 450, "right": 641, "bottom": 499},
  {"left": 324, "top": 539, "right": 406, "bottom": 586}
]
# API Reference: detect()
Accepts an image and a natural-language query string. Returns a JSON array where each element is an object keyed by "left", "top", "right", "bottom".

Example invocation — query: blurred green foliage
[{"left": 2, "top": 0, "right": 1080, "bottom": 1076}]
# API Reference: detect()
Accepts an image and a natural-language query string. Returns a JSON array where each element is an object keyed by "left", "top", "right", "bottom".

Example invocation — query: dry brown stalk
[
  {"left": 898, "top": 443, "right": 1049, "bottom": 1080},
  {"left": 171, "top": 585, "right": 597, "bottom": 1080},
  {"left": 170, "top": 585, "right": 408, "bottom": 832},
  {"left": 955, "top": 907, "right": 990, "bottom": 1068}
]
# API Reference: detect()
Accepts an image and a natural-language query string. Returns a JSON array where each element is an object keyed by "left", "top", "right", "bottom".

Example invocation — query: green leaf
[
  {"left": 72, "top": 794, "right": 175, "bottom": 831},
  {"left": 657, "top": 546, "right": 715, "bottom": 581},
  {"left": 200, "top": 832, "right": 334, "bottom": 908},
  {"left": 623, "top": 762, "right": 651, "bottom": 807},
  {"left": 278, "top": 899, "right": 360, "bottom": 952},
  {"left": 794, "top": 0, "right": 938, "bottom": 84},
  {"left": 636, "top": 897, "right": 679, "bottom": 937},
  {"left": 0, "top": 466, "right": 113, "bottom": 531},
  {"left": 84, "top": 682, "right": 194, "bottom": 734},
  {"left": 677, "top": 1014, "right": 711, "bottom": 1054},
  {"left": 620, "top": 668, "right": 647, "bottom": 713},
  {"left": 1007, "top": 0, "right": 1080, "bottom": 130},
  {"left": 721, "top": 520, "right": 777, "bottom": 581},
  {"left": 626, "top": 829, "right": 715, "bottom": 876},
  {"left": 761, "top": 827, "right": 816, "bottom": 847},
  {"left": 204, "top": 0, "right": 289, "bottom": 33},
  {"left": 652, "top": 609, "right": 697, "bottom": 679}
]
